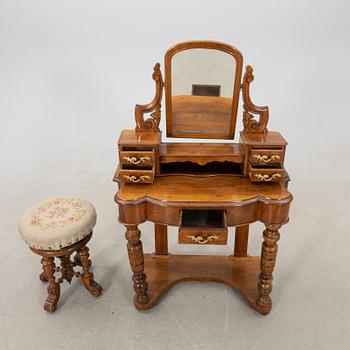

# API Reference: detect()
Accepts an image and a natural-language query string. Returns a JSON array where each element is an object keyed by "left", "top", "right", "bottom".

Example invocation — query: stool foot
[
  {"left": 44, "top": 281, "right": 60, "bottom": 312},
  {"left": 77, "top": 245, "right": 103, "bottom": 297},
  {"left": 42, "top": 257, "right": 61, "bottom": 312}
]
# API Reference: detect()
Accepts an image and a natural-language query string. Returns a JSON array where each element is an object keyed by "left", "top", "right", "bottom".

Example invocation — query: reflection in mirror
[{"left": 171, "top": 48, "right": 236, "bottom": 138}]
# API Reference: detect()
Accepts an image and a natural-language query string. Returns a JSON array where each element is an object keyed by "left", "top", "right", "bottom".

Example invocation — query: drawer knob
[
  {"left": 187, "top": 234, "right": 218, "bottom": 244},
  {"left": 253, "top": 154, "right": 280, "bottom": 163},
  {"left": 125, "top": 175, "right": 150, "bottom": 183},
  {"left": 123, "top": 156, "right": 151, "bottom": 165},
  {"left": 254, "top": 173, "right": 282, "bottom": 181}
]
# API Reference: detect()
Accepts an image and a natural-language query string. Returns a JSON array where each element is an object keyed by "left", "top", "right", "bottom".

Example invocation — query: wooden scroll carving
[
  {"left": 135, "top": 63, "right": 164, "bottom": 132},
  {"left": 242, "top": 65, "right": 269, "bottom": 134}
]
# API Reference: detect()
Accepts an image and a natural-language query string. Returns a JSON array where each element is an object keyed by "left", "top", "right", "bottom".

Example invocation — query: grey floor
[{"left": 1, "top": 177, "right": 350, "bottom": 350}]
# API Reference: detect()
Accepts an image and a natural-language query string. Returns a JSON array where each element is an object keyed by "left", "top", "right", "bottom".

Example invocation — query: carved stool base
[{"left": 30, "top": 233, "right": 102, "bottom": 312}]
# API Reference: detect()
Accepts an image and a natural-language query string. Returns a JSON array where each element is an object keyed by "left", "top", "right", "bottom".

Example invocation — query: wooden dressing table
[{"left": 114, "top": 41, "right": 293, "bottom": 314}]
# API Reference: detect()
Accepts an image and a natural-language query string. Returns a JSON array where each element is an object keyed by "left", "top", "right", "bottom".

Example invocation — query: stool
[{"left": 18, "top": 197, "right": 103, "bottom": 312}]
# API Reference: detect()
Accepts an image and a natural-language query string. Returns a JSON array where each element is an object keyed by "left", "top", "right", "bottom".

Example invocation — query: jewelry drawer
[
  {"left": 249, "top": 149, "right": 284, "bottom": 166},
  {"left": 120, "top": 150, "right": 154, "bottom": 167},
  {"left": 178, "top": 210, "right": 228, "bottom": 245},
  {"left": 119, "top": 165, "right": 154, "bottom": 184},
  {"left": 249, "top": 165, "right": 284, "bottom": 182}
]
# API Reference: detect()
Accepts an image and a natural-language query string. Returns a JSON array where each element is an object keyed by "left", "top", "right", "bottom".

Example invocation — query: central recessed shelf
[
  {"left": 181, "top": 209, "right": 226, "bottom": 228},
  {"left": 160, "top": 143, "right": 244, "bottom": 165}
]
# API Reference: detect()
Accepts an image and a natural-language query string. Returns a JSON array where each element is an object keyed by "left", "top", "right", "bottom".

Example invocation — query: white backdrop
[
  {"left": 1, "top": 0, "right": 349, "bottom": 203},
  {"left": 1, "top": 1, "right": 350, "bottom": 349}
]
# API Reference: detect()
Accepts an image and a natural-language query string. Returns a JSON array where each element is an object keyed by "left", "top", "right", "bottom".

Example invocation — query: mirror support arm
[
  {"left": 242, "top": 65, "right": 269, "bottom": 134},
  {"left": 135, "top": 63, "right": 164, "bottom": 132}
]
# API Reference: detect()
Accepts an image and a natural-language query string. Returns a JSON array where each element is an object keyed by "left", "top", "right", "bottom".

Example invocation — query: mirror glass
[{"left": 170, "top": 48, "right": 236, "bottom": 138}]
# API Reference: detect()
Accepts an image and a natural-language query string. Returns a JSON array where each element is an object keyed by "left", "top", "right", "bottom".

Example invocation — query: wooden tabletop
[{"left": 117, "top": 175, "right": 291, "bottom": 203}]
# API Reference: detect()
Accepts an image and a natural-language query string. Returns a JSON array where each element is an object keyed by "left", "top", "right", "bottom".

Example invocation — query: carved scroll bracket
[
  {"left": 242, "top": 65, "right": 269, "bottom": 134},
  {"left": 135, "top": 63, "right": 164, "bottom": 132}
]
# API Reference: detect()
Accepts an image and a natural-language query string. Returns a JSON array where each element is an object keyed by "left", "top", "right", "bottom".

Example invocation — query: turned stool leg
[
  {"left": 42, "top": 256, "right": 60, "bottom": 312},
  {"left": 73, "top": 253, "right": 82, "bottom": 266},
  {"left": 40, "top": 257, "right": 50, "bottom": 282},
  {"left": 125, "top": 225, "right": 149, "bottom": 304},
  {"left": 59, "top": 254, "right": 74, "bottom": 283},
  {"left": 256, "top": 224, "right": 281, "bottom": 313},
  {"left": 77, "top": 245, "right": 103, "bottom": 297}
]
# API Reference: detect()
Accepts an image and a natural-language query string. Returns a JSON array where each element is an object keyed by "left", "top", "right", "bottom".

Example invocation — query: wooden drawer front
[
  {"left": 120, "top": 150, "right": 154, "bottom": 167},
  {"left": 178, "top": 209, "right": 227, "bottom": 245},
  {"left": 119, "top": 167, "right": 154, "bottom": 184},
  {"left": 179, "top": 227, "right": 228, "bottom": 245},
  {"left": 249, "top": 166, "right": 284, "bottom": 182},
  {"left": 249, "top": 149, "right": 284, "bottom": 166}
]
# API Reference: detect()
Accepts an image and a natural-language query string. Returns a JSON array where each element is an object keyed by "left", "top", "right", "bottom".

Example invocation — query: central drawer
[{"left": 178, "top": 210, "right": 228, "bottom": 245}]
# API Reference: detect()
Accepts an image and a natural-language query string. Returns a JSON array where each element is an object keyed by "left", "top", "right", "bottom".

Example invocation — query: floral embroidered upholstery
[
  {"left": 19, "top": 197, "right": 96, "bottom": 250},
  {"left": 30, "top": 198, "right": 87, "bottom": 230}
]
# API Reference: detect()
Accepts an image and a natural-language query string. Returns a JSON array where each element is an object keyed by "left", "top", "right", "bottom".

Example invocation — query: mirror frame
[{"left": 164, "top": 40, "right": 243, "bottom": 139}]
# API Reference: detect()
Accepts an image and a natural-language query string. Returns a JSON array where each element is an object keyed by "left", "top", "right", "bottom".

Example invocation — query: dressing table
[{"left": 114, "top": 41, "right": 293, "bottom": 314}]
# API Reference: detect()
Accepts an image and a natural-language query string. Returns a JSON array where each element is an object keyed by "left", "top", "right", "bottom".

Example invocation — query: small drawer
[
  {"left": 249, "top": 149, "right": 284, "bottom": 166},
  {"left": 119, "top": 165, "right": 154, "bottom": 184},
  {"left": 178, "top": 210, "right": 228, "bottom": 245},
  {"left": 120, "top": 150, "right": 154, "bottom": 167},
  {"left": 249, "top": 165, "right": 284, "bottom": 182}
]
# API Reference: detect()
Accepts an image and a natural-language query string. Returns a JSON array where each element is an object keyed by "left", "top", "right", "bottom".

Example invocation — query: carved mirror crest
[{"left": 165, "top": 41, "right": 243, "bottom": 139}]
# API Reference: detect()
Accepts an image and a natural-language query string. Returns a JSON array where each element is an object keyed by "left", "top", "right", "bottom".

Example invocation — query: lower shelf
[{"left": 134, "top": 254, "right": 270, "bottom": 314}]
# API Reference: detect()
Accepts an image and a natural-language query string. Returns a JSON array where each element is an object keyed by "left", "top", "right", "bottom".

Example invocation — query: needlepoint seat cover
[{"left": 19, "top": 197, "right": 97, "bottom": 250}]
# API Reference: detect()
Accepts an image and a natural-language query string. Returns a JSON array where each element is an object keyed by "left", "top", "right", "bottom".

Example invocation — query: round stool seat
[{"left": 19, "top": 197, "right": 97, "bottom": 251}]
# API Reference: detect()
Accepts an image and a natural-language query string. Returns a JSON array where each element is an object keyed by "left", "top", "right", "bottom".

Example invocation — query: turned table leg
[
  {"left": 256, "top": 223, "right": 281, "bottom": 313},
  {"left": 125, "top": 224, "right": 149, "bottom": 304},
  {"left": 42, "top": 256, "right": 60, "bottom": 312},
  {"left": 77, "top": 245, "right": 103, "bottom": 297}
]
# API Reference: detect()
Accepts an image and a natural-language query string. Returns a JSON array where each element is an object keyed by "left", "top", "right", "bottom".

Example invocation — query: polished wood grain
[
  {"left": 160, "top": 143, "right": 243, "bottom": 165},
  {"left": 119, "top": 165, "right": 155, "bottom": 184},
  {"left": 116, "top": 41, "right": 292, "bottom": 314},
  {"left": 249, "top": 149, "right": 284, "bottom": 166},
  {"left": 234, "top": 224, "right": 249, "bottom": 257},
  {"left": 30, "top": 233, "right": 102, "bottom": 312},
  {"left": 135, "top": 63, "right": 164, "bottom": 132},
  {"left": 120, "top": 150, "right": 154, "bottom": 167},
  {"left": 154, "top": 223, "right": 168, "bottom": 255},
  {"left": 118, "top": 130, "right": 162, "bottom": 147},
  {"left": 125, "top": 225, "right": 149, "bottom": 304},
  {"left": 249, "top": 166, "right": 285, "bottom": 182},
  {"left": 257, "top": 224, "right": 281, "bottom": 311},
  {"left": 179, "top": 228, "right": 228, "bottom": 245},
  {"left": 165, "top": 41, "right": 243, "bottom": 139},
  {"left": 134, "top": 254, "right": 270, "bottom": 313},
  {"left": 242, "top": 65, "right": 269, "bottom": 134},
  {"left": 240, "top": 131, "right": 287, "bottom": 146},
  {"left": 171, "top": 95, "right": 233, "bottom": 138},
  {"left": 117, "top": 175, "right": 291, "bottom": 203}
]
